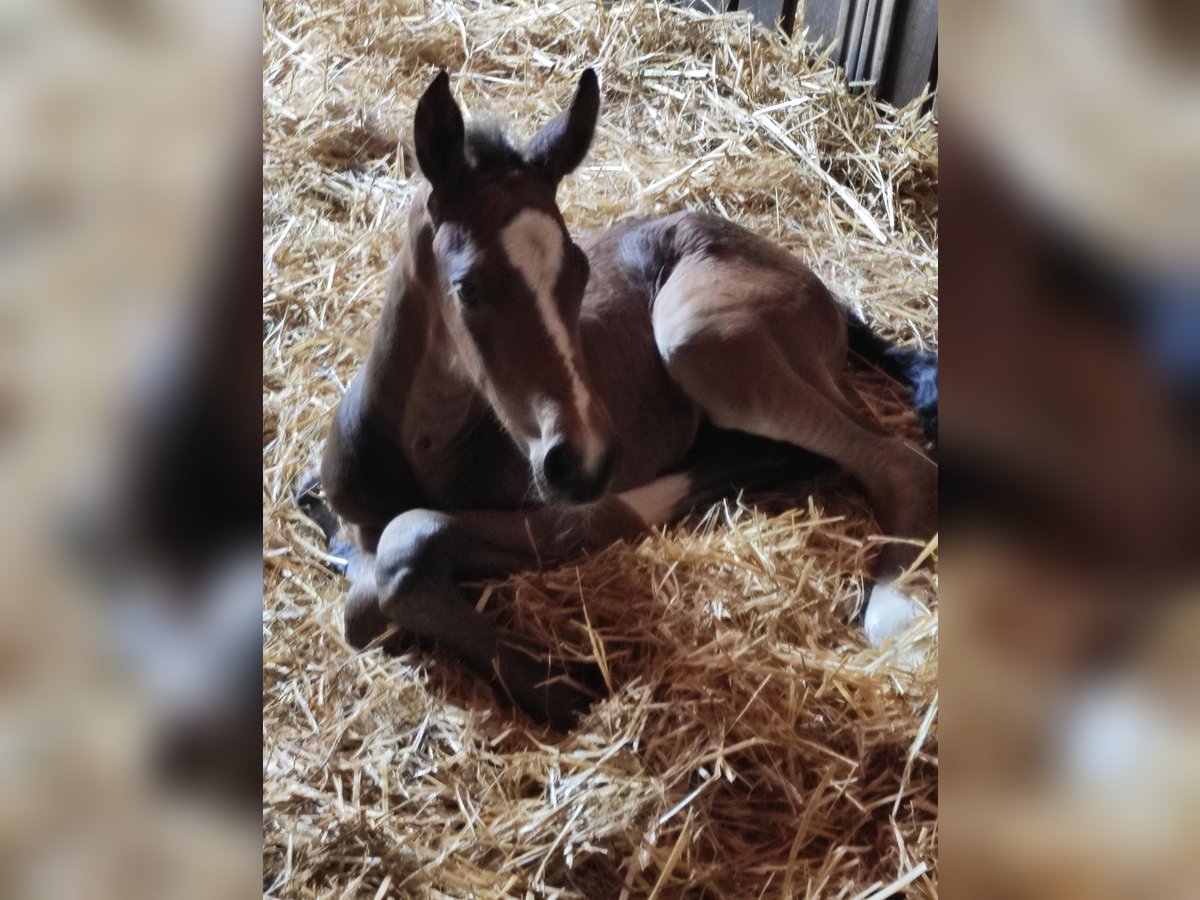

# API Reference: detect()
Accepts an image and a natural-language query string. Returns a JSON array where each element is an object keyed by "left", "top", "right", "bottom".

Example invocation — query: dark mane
[{"left": 464, "top": 120, "right": 525, "bottom": 175}]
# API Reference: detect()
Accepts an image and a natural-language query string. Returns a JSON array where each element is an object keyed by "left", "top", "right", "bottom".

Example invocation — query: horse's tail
[{"left": 844, "top": 311, "right": 938, "bottom": 442}]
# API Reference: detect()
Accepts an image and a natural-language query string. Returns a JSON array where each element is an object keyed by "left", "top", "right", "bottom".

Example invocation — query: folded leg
[{"left": 355, "top": 495, "right": 654, "bottom": 727}]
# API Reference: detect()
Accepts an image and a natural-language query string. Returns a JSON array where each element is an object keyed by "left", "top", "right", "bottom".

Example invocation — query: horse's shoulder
[{"left": 322, "top": 374, "right": 422, "bottom": 530}]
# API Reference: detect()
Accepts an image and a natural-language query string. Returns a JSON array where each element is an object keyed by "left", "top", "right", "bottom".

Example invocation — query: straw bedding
[{"left": 263, "top": 0, "right": 938, "bottom": 896}]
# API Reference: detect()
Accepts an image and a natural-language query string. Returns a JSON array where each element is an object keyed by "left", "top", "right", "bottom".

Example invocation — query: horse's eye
[{"left": 454, "top": 279, "right": 481, "bottom": 309}]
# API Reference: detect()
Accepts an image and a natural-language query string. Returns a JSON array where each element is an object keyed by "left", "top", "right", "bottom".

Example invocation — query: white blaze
[{"left": 500, "top": 209, "right": 603, "bottom": 470}]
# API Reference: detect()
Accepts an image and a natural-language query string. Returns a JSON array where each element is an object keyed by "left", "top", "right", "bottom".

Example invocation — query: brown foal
[{"left": 315, "top": 69, "right": 937, "bottom": 727}]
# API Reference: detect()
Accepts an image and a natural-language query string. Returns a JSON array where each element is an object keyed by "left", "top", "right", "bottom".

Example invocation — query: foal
[{"left": 316, "top": 70, "right": 937, "bottom": 727}]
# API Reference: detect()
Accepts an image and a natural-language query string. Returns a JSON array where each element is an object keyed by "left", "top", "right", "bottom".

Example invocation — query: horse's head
[{"left": 413, "top": 69, "right": 617, "bottom": 504}]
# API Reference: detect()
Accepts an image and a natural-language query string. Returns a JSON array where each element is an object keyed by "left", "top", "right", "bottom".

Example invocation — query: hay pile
[{"left": 263, "top": 0, "right": 938, "bottom": 896}]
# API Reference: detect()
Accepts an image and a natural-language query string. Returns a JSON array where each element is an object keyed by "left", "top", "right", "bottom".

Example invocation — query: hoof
[
  {"left": 292, "top": 462, "right": 342, "bottom": 550},
  {"left": 536, "top": 675, "right": 600, "bottom": 732},
  {"left": 863, "top": 582, "right": 931, "bottom": 669},
  {"left": 327, "top": 536, "right": 354, "bottom": 576},
  {"left": 499, "top": 652, "right": 606, "bottom": 732}
]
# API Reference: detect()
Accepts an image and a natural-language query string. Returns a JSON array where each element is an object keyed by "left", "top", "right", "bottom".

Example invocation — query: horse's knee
[{"left": 374, "top": 509, "right": 456, "bottom": 624}]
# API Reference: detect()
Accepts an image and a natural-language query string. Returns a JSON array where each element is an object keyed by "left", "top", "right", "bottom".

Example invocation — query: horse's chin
[
  {"left": 532, "top": 472, "right": 611, "bottom": 507},
  {"left": 562, "top": 484, "right": 612, "bottom": 506}
]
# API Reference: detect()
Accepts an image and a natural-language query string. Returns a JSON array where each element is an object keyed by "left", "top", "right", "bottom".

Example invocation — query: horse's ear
[
  {"left": 414, "top": 70, "right": 466, "bottom": 194},
  {"left": 522, "top": 68, "right": 599, "bottom": 186}
]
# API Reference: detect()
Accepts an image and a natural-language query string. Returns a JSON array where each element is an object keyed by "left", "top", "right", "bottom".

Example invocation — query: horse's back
[{"left": 587, "top": 211, "right": 846, "bottom": 375}]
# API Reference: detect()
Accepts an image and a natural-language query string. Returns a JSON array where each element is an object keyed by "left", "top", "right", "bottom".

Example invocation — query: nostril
[{"left": 542, "top": 442, "right": 581, "bottom": 490}]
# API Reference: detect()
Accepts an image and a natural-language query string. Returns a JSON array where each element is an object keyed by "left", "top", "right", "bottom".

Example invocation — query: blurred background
[
  {"left": 939, "top": 0, "right": 1200, "bottom": 897},
  {"left": 0, "top": 0, "right": 260, "bottom": 897}
]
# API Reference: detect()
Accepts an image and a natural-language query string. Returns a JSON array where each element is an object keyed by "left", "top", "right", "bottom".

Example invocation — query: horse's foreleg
[{"left": 368, "top": 498, "right": 649, "bottom": 728}]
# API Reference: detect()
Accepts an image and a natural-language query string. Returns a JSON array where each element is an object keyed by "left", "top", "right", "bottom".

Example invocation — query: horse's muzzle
[{"left": 541, "top": 441, "right": 619, "bottom": 504}]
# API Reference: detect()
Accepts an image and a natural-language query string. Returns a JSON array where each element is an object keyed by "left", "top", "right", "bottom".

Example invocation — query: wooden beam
[
  {"left": 679, "top": 0, "right": 731, "bottom": 13},
  {"left": 800, "top": 0, "right": 848, "bottom": 59},
  {"left": 832, "top": 0, "right": 852, "bottom": 65},
  {"left": 740, "top": 0, "right": 787, "bottom": 33},
  {"left": 868, "top": 0, "right": 898, "bottom": 90},
  {"left": 878, "top": 0, "right": 938, "bottom": 107},
  {"left": 843, "top": 0, "right": 869, "bottom": 86},
  {"left": 855, "top": 0, "right": 881, "bottom": 84}
]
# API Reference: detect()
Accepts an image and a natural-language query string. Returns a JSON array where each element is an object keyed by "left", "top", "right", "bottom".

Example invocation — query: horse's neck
[{"left": 362, "top": 207, "right": 480, "bottom": 440}]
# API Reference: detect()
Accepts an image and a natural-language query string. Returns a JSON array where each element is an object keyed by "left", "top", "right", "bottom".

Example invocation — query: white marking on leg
[
  {"left": 864, "top": 581, "right": 930, "bottom": 668},
  {"left": 500, "top": 209, "right": 603, "bottom": 471},
  {"left": 617, "top": 473, "right": 692, "bottom": 526}
]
